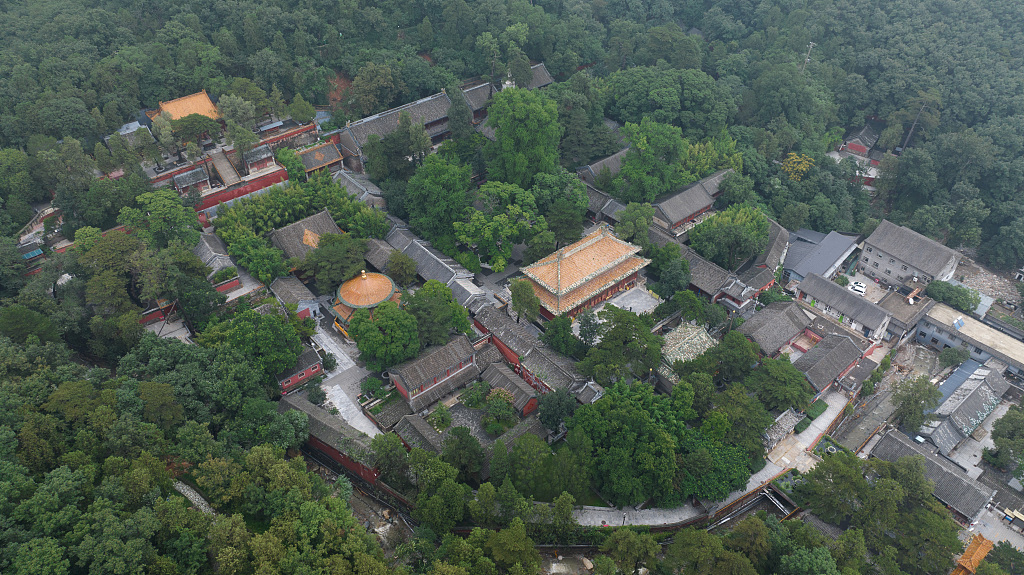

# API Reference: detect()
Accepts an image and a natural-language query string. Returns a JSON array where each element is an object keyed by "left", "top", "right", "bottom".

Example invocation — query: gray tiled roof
[
  {"left": 194, "top": 233, "right": 229, "bottom": 266},
  {"left": 787, "top": 231, "right": 857, "bottom": 279},
  {"left": 277, "top": 346, "right": 322, "bottom": 382},
  {"left": 496, "top": 415, "right": 548, "bottom": 447},
  {"left": 653, "top": 184, "right": 714, "bottom": 226},
  {"left": 394, "top": 415, "right": 444, "bottom": 453},
  {"left": 278, "top": 393, "right": 371, "bottom": 457},
  {"left": 365, "top": 238, "right": 396, "bottom": 272},
  {"left": 521, "top": 346, "right": 583, "bottom": 391},
  {"left": 336, "top": 170, "right": 385, "bottom": 202},
  {"left": 391, "top": 336, "right": 480, "bottom": 411},
  {"left": 243, "top": 144, "right": 273, "bottom": 164},
  {"left": 574, "top": 381, "right": 605, "bottom": 404},
  {"left": 585, "top": 184, "right": 613, "bottom": 214},
  {"left": 738, "top": 267, "right": 776, "bottom": 292},
  {"left": 578, "top": 147, "right": 629, "bottom": 186},
  {"left": 798, "top": 273, "right": 891, "bottom": 331},
  {"left": 173, "top": 167, "right": 209, "bottom": 189},
  {"left": 474, "top": 305, "right": 538, "bottom": 358},
  {"left": 922, "top": 365, "right": 1011, "bottom": 455},
  {"left": 756, "top": 220, "right": 790, "bottom": 269},
  {"left": 792, "top": 334, "right": 863, "bottom": 392},
  {"left": 483, "top": 363, "right": 536, "bottom": 412},
  {"left": 402, "top": 240, "right": 473, "bottom": 285},
  {"left": 268, "top": 210, "right": 342, "bottom": 261},
  {"left": 297, "top": 142, "right": 343, "bottom": 172},
  {"left": 601, "top": 199, "right": 627, "bottom": 221},
  {"left": 679, "top": 244, "right": 731, "bottom": 295},
  {"left": 474, "top": 343, "right": 503, "bottom": 367},
  {"left": 864, "top": 220, "right": 960, "bottom": 278},
  {"left": 385, "top": 226, "right": 418, "bottom": 252},
  {"left": 270, "top": 276, "right": 317, "bottom": 305},
  {"left": 345, "top": 93, "right": 452, "bottom": 150},
  {"left": 449, "top": 277, "right": 485, "bottom": 308},
  {"left": 845, "top": 124, "right": 879, "bottom": 150},
  {"left": 462, "top": 83, "right": 494, "bottom": 111},
  {"left": 739, "top": 301, "right": 812, "bottom": 355},
  {"left": 871, "top": 430, "right": 992, "bottom": 521},
  {"left": 528, "top": 63, "right": 555, "bottom": 89}
]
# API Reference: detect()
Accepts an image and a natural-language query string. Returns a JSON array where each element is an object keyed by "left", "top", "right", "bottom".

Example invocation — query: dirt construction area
[{"left": 956, "top": 257, "right": 1021, "bottom": 303}]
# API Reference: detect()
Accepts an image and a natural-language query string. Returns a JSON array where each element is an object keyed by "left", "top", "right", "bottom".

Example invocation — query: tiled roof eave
[{"left": 537, "top": 257, "right": 649, "bottom": 315}]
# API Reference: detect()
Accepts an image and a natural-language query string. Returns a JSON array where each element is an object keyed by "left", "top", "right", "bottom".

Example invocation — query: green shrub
[
  {"left": 861, "top": 378, "right": 875, "bottom": 395},
  {"left": 361, "top": 377, "right": 384, "bottom": 398},
  {"left": 806, "top": 399, "right": 827, "bottom": 420},
  {"left": 938, "top": 346, "right": 970, "bottom": 368},
  {"left": 834, "top": 274, "right": 850, "bottom": 287},
  {"left": 211, "top": 266, "right": 238, "bottom": 283},
  {"left": 794, "top": 417, "right": 811, "bottom": 433},
  {"left": 427, "top": 403, "right": 452, "bottom": 430}
]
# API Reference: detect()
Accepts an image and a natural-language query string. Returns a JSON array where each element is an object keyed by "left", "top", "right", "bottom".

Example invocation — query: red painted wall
[
  {"left": 214, "top": 277, "right": 241, "bottom": 293},
  {"left": 195, "top": 168, "right": 288, "bottom": 211},
  {"left": 846, "top": 143, "right": 868, "bottom": 155},
  {"left": 247, "top": 157, "right": 275, "bottom": 172},
  {"left": 139, "top": 308, "right": 166, "bottom": 325},
  {"left": 150, "top": 158, "right": 213, "bottom": 187},
  {"left": 307, "top": 435, "right": 380, "bottom": 484},
  {"left": 280, "top": 361, "right": 322, "bottom": 393},
  {"left": 523, "top": 397, "right": 539, "bottom": 416}
]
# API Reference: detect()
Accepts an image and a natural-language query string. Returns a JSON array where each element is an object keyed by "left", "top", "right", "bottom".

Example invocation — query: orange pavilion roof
[
  {"left": 521, "top": 225, "right": 649, "bottom": 315},
  {"left": 336, "top": 271, "right": 397, "bottom": 309},
  {"left": 149, "top": 90, "right": 220, "bottom": 121},
  {"left": 951, "top": 534, "right": 993, "bottom": 575}
]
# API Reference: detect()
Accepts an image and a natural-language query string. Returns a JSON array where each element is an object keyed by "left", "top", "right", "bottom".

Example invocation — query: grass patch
[
  {"left": 813, "top": 435, "right": 850, "bottom": 457},
  {"left": 794, "top": 417, "right": 811, "bottom": 434},
  {"left": 576, "top": 490, "right": 610, "bottom": 507},
  {"left": 806, "top": 399, "right": 827, "bottom": 420}
]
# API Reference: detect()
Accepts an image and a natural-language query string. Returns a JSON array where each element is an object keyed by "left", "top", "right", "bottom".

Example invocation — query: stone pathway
[
  {"left": 174, "top": 481, "right": 215, "bottom": 514},
  {"left": 322, "top": 365, "right": 379, "bottom": 437}
]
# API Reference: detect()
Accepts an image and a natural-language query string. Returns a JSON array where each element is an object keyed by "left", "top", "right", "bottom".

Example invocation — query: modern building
[
  {"left": 277, "top": 346, "right": 324, "bottom": 393},
  {"left": 521, "top": 225, "right": 650, "bottom": 319},
  {"left": 783, "top": 230, "right": 858, "bottom": 284},
  {"left": 390, "top": 335, "right": 480, "bottom": 412},
  {"left": 916, "top": 303, "right": 1024, "bottom": 376},
  {"left": 870, "top": 430, "right": 994, "bottom": 524},
  {"left": 796, "top": 273, "right": 891, "bottom": 339},
  {"left": 329, "top": 270, "right": 401, "bottom": 337},
  {"left": 877, "top": 284, "right": 934, "bottom": 342},
  {"left": 268, "top": 210, "right": 342, "bottom": 261},
  {"left": 859, "top": 220, "right": 961, "bottom": 284}
]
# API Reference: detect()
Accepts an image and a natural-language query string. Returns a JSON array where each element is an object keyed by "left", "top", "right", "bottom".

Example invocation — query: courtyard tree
[
  {"left": 349, "top": 300, "right": 420, "bottom": 370},
  {"left": 891, "top": 375, "right": 943, "bottom": 432},
  {"left": 689, "top": 204, "right": 770, "bottom": 270},
  {"left": 485, "top": 88, "right": 562, "bottom": 189},
  {"left": 509, "top": 279, "right": 540, "bottom": 324}
]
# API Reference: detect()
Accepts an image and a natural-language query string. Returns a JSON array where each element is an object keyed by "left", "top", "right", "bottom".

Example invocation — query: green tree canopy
[
  {"left": 117, "top": 189, "right": 201, "bottom": 250},
  {"left": 349, "top": 300, "right": 420, "bottom": 371},
  {"left": 485, "top": 88, "right": 562, "bottom": 189},
  {"left": 403, "top": 279, "right": 471, "bottom": 348},
  {"left": 689, "top": 204, "right": 770, "bottom": 270},
  {"left": 297, "top": 233, "right": 367, "bottom": 294}
]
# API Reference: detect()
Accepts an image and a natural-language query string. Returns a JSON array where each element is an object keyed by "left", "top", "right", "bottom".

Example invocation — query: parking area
[{"left": 847, "top": 270, "right": 892, "bottom": 303}]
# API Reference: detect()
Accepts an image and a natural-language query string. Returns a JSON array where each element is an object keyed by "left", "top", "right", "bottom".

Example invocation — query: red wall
[
  {"left": 259, "top": 123, "right": 316, "bottom": 147},
  {"left": 538, "top": 272, "right": 639, "bottom": 320},
  {"left": 196, "top": 167, "right": 288, "bottom": 211},
  {"left": 846, "top": 143, "right": 868, "bottom": 155},
  {"left": 523, "top": 397, "right": 539, "bottom": 416},
  {"left": 214, "top": 277, "right": 241, "bottom": 293},
  {"left": 150, "top": 158, "right": 213, "bottom": 187},
  {"left": 307, "top": 435, "right": 380, "bottom": 484},
  {"left": 247, "top": 157, "right": 275, "bottom": 172},
  {"left": 139, "top": 308, "right": 166, "bottom": 325},
  {"left": 280, "top": 361, "right": 322, "bottom": 393}
]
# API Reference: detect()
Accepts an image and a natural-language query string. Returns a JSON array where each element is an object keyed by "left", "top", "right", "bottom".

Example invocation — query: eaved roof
[
  {"left": 270, "top": 276, "right": 317, "bottom": 305},
  {"left": 661, "top": 323, "right": 716, "bottom": 366},
  {"left": 391, "top": 335, "right": 477, "bottom": 396},
  {"left": 798, "top": 273, "right": 890, "bottom": 331},
  {"left": 739, "top": 301, "right": 812, "bottom": 355},
  {"left": 755, "top": 219, "right": 790, "bottom": 269},
  {"left": 153, "top": 90, "right": 220, "bottom": 121},
  {"left": 474, "top": 305, "right": 539, "bottom": 358},
  {"left": 577, "top": 148, "right": 630, "bottom": 185},
  {"left": 652, "top": 183, "right": 714, "bottom": 226},
  {"left": 194, "top": 233, "right": 229, "bottom": 266},
  {"left": 955, "top": 535, "right": 994, "bottom": 574},
  {"left": 678, "top": 244, "right": 731, "bottom": 295},
  {"left": 268, "top": 210, "right": 342, "bottom": 261},
  {"left": 864, "top": 220, "right": 960, "bottom": 278},
  {"left": 792, "top": 334, "right": 863, "bottom": 392},
  {"left": 276, "top": 346, "right": 322, "bottom": 382},
  {"left": 845, "top": 124, "right": 879, "bottom": 150},
  {"left": 278, "top": 393, "right": 371, "bottom": 457},
  {"left": 521, "top": 225, "right": 649, "bottom": 315},
  {"left": 871, "top": 430, "right": 993, "bottom": 521},
  {"left": 528, "top": 63, "right": 555, "bottom": 89},
  {"left": 172, "top": 167, "right": 210, "bottom": 189},
  {"left": 364, "top": 238, "right": 396, "bottom": 272},
  {"left": 462, "top": 83, "right": 494, "bottom": 111},
  {"left": 483, "top": 363, "right": 536, "bottom": 412},
  {"left": 345, "top": 92, "right": 453, "bottom": 149},
  {"left": 521, "top": 346, "right": 584, "bottom": 391},
  {"left": 921, "top": 363, "right": 1010, "bottom": 455},
  {"left": 402, "top": 240, "right": 473, "bottom": 285},
  {"left": 297, "top": 142, "right": 343, "bottom": 173},
  {"left": 243, "top": 144, "right": 273, "bottom": 164},
  {"left": 394, "top": 415, "right": 444, "bottom": 453}
]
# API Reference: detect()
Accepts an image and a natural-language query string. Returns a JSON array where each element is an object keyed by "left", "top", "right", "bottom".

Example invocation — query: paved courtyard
[{"left": 768, "top": 389, "right": 848, "bottom": 472}]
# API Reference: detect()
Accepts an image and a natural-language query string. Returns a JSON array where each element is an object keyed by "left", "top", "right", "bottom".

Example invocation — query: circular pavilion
[{"left": 330, "top": 270, "right": 400, "bottom": 337}]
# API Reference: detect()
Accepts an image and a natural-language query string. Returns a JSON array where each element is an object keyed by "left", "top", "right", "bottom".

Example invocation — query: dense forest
[{"left": 5, "top": 0, "right": 1024, "bottom": 267}]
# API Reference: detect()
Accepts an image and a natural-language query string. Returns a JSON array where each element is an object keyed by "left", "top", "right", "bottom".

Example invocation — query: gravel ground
[{"left": 956, "top": 257, "right": 1020, "bottom": 303}]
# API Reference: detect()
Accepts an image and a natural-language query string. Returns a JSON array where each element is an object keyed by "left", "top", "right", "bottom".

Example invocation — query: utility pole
[
  {"left": 901, "top": 103, "right": 931, "bottom": 151},
  {"left": 800, "top": 42, "right": 816, "bottom": 73}
]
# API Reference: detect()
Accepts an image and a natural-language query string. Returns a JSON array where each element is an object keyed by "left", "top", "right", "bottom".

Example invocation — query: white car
[{"left": 848, "top": 281, "right": 867, "bottom": 296}]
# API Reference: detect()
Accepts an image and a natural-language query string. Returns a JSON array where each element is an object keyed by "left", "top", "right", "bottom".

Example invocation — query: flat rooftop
[{"left": 927, "top": 303, "right": 1024, "bottom": 371}]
